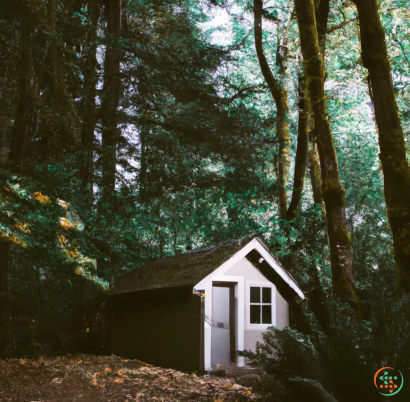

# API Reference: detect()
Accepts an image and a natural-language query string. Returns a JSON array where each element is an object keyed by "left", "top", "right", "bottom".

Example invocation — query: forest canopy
[{"left": 1, "top": 0, "right": 410, "bottom": 400}]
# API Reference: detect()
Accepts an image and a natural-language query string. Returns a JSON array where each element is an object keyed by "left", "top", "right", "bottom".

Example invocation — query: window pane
[
  {"left": 250, "top": 287, "right": 260, "bottom": 303},
  {"left": 250, "top": 305, "right": 261, "bottom": 324},
  {"left": 262, "top": 305, "right": 272, "bottom": 324},
  {"left": 262, "top": 287, "right": 271, "bottom": 303}
]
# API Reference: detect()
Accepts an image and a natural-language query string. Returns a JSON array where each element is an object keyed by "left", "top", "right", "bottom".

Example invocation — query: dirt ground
[{"left": 0, "top": 355, "right": 259, "bottom": 401}]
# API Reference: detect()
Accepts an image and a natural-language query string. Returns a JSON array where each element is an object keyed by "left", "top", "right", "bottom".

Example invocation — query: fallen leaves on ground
[{"left": 0, "top": 354, "right": 258, "bottom": 401}]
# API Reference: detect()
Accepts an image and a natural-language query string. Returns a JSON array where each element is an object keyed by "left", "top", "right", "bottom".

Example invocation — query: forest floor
[{"left": 0, "top": 354, "right": 260, "bottom": 401}]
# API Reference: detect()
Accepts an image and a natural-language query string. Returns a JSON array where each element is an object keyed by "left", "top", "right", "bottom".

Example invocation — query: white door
[{"left": 211, "top": 286, "right": 231, "bottom": 365}]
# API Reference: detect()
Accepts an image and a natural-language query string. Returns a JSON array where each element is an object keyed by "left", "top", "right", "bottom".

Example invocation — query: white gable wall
[
  {"left": 224, "top": 257, "right": 268, "bottom": 280},
  {"left": 225, "top": 258, "right": 289, "bottom": 352},
  {"left": 195, "top": 254, "right": 289, "bottom": 370},
  {"left": 194, "top": 238, "right": 300, "bottom": 371},
  {"left": 276, "top": 290, "right": 289, "bottom": 329}
]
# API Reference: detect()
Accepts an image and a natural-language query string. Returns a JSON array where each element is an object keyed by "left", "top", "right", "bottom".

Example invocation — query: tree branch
[
  {"left": 254, "top": 0, "right": 282, "bottom": 102},
  {"left": 327, "top": 17, "right": 357, "bottom": 34}
]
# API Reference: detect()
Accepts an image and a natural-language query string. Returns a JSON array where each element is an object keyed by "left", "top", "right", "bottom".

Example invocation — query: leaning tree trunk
[
  {"left": 286, "top": 73, "right": 309, "bottom": 221},
  {"left": 8, "top": 5, "right": 34, "bottom": 166},
  {"left": 100, "top": 0, "right": 121, "bottom": 211},
  {"left": 282, "top": 73, "right": 309, "bottom": 271},
  {"left": 294, "top": 0, "right": 359, "bottom": 310},
  {"left": 353, "top": 0, "right": 410, "bottom": 294},
  {"left": 254, "top": 0, "right": 290, "bottom": 219},
  {"left": 82, "top": 0, "right": 101, "bottom": 208}
]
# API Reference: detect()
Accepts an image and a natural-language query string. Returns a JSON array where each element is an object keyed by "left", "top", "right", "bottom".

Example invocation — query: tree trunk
[
  {"left": 294, "top": 0, "right": 359, "bottom": 308},
  {"left": 305, "top": 0, "right": 329, "bottom": 228},
  {"left": 315, "top": 0, "right": 330, "bottom": 58},
  {"left": 121, "top": 0, "right": 128, "bottom": 32},
  {"left": 309, "top": 143, "right": 324, "bottom": 205},
  {"left": 82, "top": 0, "right": 100, "bottom": 207},
  {"left": 353, "top": 0, "right": 410, "bottom": 294},
  {"left": 100, "top": 0, "right": 121, "bottom": 211},
  {"left": 286, "top": 74, "right": 309, "bottom": 221},
  {"left": 99, "top": 0, "right": 121, "bottom": 287},
  {"left": 308, "top": 0, "right": 329, "bottom": 217},
  {"left": 8, "top": 6, "right": 34, "bottom": 165},
  {"left": 38, "top": 0, "right": 78, "bottom": 158},
  {"left": 48, "top": 0, "right": 70, "bottom": 105},
  {"left": 48, "top": 0, "right": 58, "bottom": 86},
  {"left": 139, "top": 124, "right": 148, "bottom": 202},
  {"left": 0, "top": 241, "right": 9, "bottom": 294},
  {"left": 254, "top": 0, "right": 290, "bottom": 219}
]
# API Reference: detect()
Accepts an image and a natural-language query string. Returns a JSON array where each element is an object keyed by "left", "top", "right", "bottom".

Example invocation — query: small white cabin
[{"left": 111, "top": 237, "right": 304, "bottom": 372}]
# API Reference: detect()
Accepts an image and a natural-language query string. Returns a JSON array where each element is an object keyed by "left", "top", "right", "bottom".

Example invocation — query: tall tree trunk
[
  {"left": 100, "top": 0, "right": 121, "bottom": 211},
  {"left": 294, "top": 0, "right": 359, "bottom": 310},
  {"left": 0, "top": 241, "right": 9, "bottom": 294},
  {"left": 8, "top": 5, "right": 34, "bottom": 165},
  {"left": 286, "top": 73, "right": 309, "bottom": 221},
  {"left": 38, "top": 0, "right": 78, "bottom": 158},
  {"left": 315, "top": 0, "right": 330, "bottom": 59},
  {"left": 353, "top": 0, "right": 410, "bottom": 294},
  {"left": 100, "top": 0, "right": 121, "bottom": 289},
  {"left": 48, "top": 0, "right": 58, "bottom": 87},
  {"left": 48, "top": 0, "right": 72, "bottom": 100},
  {"left": 308, "top": 0, "right": 329, "bottom": 218},
  {"left": 121, "top": 0, "right": 128, "bottom": 32},
  {"left": 139, "top": 124, "right": 148, "bottom": 202},
  {"left": 82, "top": 0, "right": 100, "bottom": 207},
  {"left": 254, "top": 0, "right": 290, "bottom": 219},
  {"left": 48, "top": 0, "right": 69, "bottom": 103},
  {"left": 309, "top": 143, "right": 326, "bottom": 206}
]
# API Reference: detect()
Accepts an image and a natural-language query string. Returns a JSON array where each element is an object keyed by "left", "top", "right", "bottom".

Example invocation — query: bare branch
[{"left": 327, "top": 17, "right": 357, "bottom": 34}]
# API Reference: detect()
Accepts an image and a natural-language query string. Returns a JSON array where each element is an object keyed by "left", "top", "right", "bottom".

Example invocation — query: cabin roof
[
  {"left": 112, "top": 237, "right": 303, "bottom": 298},
  {"left": 112, "top": 239, "right": 245, "bottom": 295}
]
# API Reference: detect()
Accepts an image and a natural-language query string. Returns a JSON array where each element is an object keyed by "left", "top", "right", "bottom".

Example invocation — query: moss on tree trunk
[
  {"left": 286, "top": 73, "right": 309, "bottom": 221},
  {"left": 295, "top": 0, "right": 359, "bottom": 308},
  {"left": 307, "top": 0, "right": 329, "bottom": 223},
  {"left": 353, "top": 0, "right": 410, "bottom": 294}
]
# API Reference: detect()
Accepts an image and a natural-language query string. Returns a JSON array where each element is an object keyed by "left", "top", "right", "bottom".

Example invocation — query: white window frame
[{"left": 246, "top": 281, "right": 276, "bottom": 330}]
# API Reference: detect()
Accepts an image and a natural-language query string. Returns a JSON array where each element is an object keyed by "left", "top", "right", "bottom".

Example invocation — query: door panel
[{"left": 211, "top": 286, "right": 230, "bottom": 365}]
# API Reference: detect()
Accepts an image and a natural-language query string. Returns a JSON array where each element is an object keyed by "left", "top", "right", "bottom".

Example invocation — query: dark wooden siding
[{"left": 111, "top": 286, "right": 201, "bottom": 372}]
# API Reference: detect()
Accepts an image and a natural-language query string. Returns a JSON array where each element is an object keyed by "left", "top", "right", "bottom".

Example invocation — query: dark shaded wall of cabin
[{"left": 110, "top": 286, "right": 201, "bottom": 372}]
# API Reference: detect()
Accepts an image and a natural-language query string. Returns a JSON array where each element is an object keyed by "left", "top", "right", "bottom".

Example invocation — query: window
[{"left": 250, "top": 286, "right": 272, "bottom": 324}]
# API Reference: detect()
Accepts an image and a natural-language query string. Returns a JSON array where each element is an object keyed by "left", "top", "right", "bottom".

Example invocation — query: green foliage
[
  {"left": 0, "top": 3, "right": 409, "bottom": 399},
  {"left": 242, "top": 291, "right": 410, "bottom": 401}
]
